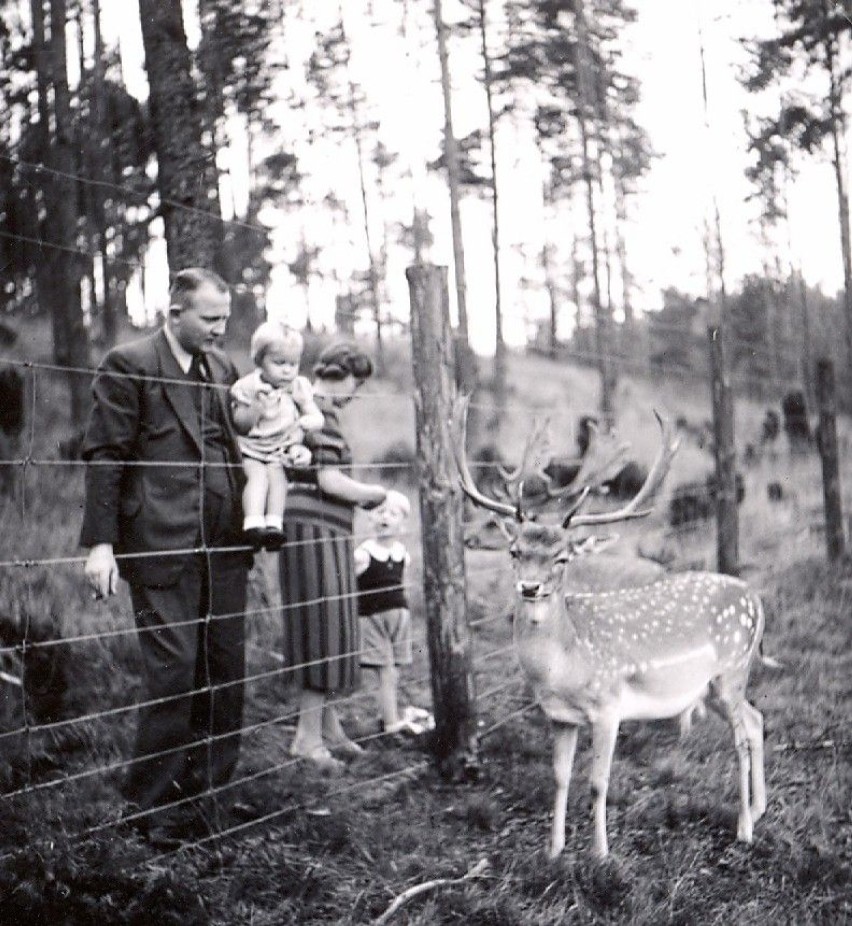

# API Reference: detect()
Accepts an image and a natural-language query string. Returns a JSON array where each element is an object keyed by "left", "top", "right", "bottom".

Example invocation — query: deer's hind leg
[
  {"left": 589, "top": 716, "right": 620, "bottom": 858},
  {"left": 550, "top": 721, "right": 578, "bottom": 858},
  {"left": 741, "top": 700, "right": 766, "bottom": 821},
  {"left": 708, "top": 675, "right": 756, "bottom": 843}
]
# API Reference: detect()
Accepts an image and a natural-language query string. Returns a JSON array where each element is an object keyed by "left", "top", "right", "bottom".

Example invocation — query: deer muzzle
[{"left": 518, "top": 581, "right": 547, "bottom": 600}]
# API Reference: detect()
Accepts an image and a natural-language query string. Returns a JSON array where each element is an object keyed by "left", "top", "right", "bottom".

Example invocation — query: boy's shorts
[{"left": 359, "top": 608, "right": 412, "bottom": 667}]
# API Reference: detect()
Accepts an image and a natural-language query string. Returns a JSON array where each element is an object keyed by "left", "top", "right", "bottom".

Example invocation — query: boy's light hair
[
  {"left": 381, "top": 489, "right": 411, "bottom": 518},
  {"left": 251, "top": 322, "right": 304, "bottom": 366}
]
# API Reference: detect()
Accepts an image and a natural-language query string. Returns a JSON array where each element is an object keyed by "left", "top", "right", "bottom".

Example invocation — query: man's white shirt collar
[{"left": 163, "top": 324, "right": 193, "bottom": 374}]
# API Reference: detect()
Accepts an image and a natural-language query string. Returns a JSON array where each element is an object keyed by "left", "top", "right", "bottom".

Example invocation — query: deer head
[{"left": 451, "top": 394, "right": 680, "bottom": 579}]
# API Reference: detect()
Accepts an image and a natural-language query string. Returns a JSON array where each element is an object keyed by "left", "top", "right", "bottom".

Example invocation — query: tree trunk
[
  {"left": 49, "top": 0, "right": 91, "bottom": 425},
  {"left": 29, "top": 0, "right": 56, "bottom": 328},
  {"left": 612, "top": 130, "right": 634, "bottom": 332},
  {"left": 797, "top": 270, "right": 814, "bottom": 402},
  {"left": 91, "top": 0, "right": 117, "bottom": 345},
  {"left": 825, "top": 32, "right": 852, "bottom": 372},
  {"left": 406, "top": 263, "right": 479, "bottom": 781},
  {"left": 138, "top": 0, "right": 221, "bottom": 272},
  {"left": 338, "top": 7, "right": 384, "bottom": 370},
  {"left": 572, "top": 0, "right": 614, "bottom": 426},
  {"left": 433, "top": 0, "right": 470, "bottom": 347},
  {"left": 434, "top": 0, "right": 478, "bottom": 435},
  {"left": 542, "top": 240, "right": 559, "bottom": 358},
  {"left": 477, "top": 0, "right": 506, "bottom": 420}
]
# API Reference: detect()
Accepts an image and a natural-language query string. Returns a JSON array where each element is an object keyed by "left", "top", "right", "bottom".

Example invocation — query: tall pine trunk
[
  {"left": 476, "top": 0, "right": 506, "bottom": 422},
  {"left": 572, "top": 0, "right": 614, "bottom": 426},
  {"left": 138, "top": 0, "right": 221, "bottom": 272},
  {"left": 48, "top": 0, "right": 91, "bottom": 425},
  {"left": 338, "top": 7, "right": 384, "bottom": 370},
  {"left": 434, "top": 0, "right": 477, "bottom": 420},
  {"left": 824, "top": 29, "right": 852, "bottom": 371},
  {"left": 90, "top": 0, "right": 117, "bottom": 345}
]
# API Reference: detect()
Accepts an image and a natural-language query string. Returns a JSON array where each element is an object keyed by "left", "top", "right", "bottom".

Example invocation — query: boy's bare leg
[{"left": 378, "top": 664, "right": 401, "bottom": 729}]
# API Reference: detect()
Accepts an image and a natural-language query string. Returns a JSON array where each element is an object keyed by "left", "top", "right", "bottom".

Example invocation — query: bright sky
[{"left": 102, "top": 0, "right": 848, "bottom": 352}]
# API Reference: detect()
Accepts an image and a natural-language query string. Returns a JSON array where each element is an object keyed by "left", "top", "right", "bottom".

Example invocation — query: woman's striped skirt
[{"left": 279, "top": 516, "right": 361, "bottom": 694}]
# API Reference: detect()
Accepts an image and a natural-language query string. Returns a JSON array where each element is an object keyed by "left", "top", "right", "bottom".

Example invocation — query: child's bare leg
[
  {"left": 378, "top": 664, "right": 401, "bottom": 729},
  {"left": 242, "top": 457, "right": 269, "bottom": 530},
  {"left": 265, "top": 461, "right": 287, "bottom": 531}
]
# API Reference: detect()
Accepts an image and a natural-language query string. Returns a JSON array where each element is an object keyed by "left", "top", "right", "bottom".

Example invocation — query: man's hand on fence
[{"left": 85, "top": 543, "right": 119, "bottom": 599}]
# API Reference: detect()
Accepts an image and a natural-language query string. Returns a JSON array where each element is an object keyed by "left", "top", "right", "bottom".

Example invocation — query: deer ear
[
  {"left": 586, "top": 533, "right": 620, "bottom": 554},
  {"left": 571, "top": 536, "right": 598, "bottom": 557}
]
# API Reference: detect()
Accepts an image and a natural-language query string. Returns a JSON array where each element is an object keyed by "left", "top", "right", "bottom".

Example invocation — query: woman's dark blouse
[{"left": 286, "top": 400, "right": 354, "bottom": 531}]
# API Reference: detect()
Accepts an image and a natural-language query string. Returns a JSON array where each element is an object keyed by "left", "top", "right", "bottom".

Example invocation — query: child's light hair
[
  {"left": 250, "top": 321, "right": 304, "bottom": 366},
  {"left": 381, "top": 489, "right": 411, "bottom": 518}
]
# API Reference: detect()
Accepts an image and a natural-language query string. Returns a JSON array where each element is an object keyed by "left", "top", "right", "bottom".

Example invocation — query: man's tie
[{"left": 189, "top": 353, "right": 209, "bottom": 383}]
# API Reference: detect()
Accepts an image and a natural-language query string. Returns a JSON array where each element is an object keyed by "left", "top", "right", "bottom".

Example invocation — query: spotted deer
[{"left": 452, "top": 398, "right": 767, "bottom": 858}]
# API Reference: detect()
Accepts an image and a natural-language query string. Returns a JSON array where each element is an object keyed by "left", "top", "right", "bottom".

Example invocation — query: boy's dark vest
[{"left": 356, "top": 549, "right": 408, "bottom": 615}]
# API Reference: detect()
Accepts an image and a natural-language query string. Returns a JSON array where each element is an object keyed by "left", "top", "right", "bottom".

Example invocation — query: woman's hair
[
  {"left": 313, "top": 341, "right": 374, "bottom": 383},
  {"left": 250, "top": 322, "right": 303, "bottom": 366}
]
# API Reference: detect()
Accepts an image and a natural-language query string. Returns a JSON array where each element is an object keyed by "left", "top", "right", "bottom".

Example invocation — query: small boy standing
[
  {"left": 355, "top": 490, "right": 426, "bottom": 735},
  {"left": 231, "top": 322, "right": 323, "bottom": 550}
]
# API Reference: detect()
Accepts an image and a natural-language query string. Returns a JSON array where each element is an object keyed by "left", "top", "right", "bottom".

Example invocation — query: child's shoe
[
  {"left": 244, "top": 527, "right": 266, "bottom": 551},
  {"left": 263, "top": 527, "right": 285, "bottom": 551}
]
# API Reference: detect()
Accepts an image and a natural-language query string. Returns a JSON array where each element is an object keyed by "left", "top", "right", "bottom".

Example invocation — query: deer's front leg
[
  {"left": 589, "top": 717, "right": 620, "bottom": 858},
  {"left": 550, "top": 721, "right": 579, "bottom": 858}
]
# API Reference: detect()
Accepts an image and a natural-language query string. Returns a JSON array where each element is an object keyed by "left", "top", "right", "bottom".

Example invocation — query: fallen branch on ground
[{"left": 372, "top": 858, "right": 490, "bottom": 924}]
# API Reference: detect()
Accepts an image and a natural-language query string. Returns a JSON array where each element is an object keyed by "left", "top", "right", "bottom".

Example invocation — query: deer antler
[
  {"left": 565, "top": 411, "right": 680, "bottom": 528},
  {"left": 547, "top": 420, "right": 632, "bottom": 501},
  {"left": 450, "top": 394, "right": 519, "bottom": 519},
  {"left": 497, "top": 416, "right": 552, "bottom": 489}
]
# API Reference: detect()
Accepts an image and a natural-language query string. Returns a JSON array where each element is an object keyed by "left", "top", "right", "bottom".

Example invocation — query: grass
[{"left": 0, "top": 333, "right": 850, "bottom": 923}]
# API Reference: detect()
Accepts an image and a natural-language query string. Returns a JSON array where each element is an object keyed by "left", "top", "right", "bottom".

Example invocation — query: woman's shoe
[
  {"left": 326, "top": 737, "right": 364, "bottom": 760},
  {"left": 289, "top": 742, "right": 345, "bottom": 775}
]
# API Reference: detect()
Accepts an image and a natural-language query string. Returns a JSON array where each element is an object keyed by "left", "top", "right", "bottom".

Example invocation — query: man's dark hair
[
  {"left": 313, "top": 341, "right": 374, "bottom": 383},
  {"left": 169, "top": 268, "right": 229, "bottom": 310}
]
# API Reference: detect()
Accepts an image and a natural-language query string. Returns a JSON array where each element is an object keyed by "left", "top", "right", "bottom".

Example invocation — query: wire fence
[{"left": 0, "top": 271, "right": 845, "bottom": 867}]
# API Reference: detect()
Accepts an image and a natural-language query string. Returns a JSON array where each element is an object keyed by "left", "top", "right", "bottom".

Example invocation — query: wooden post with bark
[
  {"left": 406, "top": 263, "right": 478, "bottom": 781},
  {"left": 816, "top": 359, "right": 846, "bottom": 562},
  {"left": 708, "top": 326, "right": 739, "bottom": 575}
]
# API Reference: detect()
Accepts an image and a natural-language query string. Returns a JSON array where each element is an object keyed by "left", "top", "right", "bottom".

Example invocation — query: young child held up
[
  {"left": 355, "top": 490, "right": 432, "bottom": 736},
  {"left": 231, "top": 322, "right": 324, "bottom": 550}
]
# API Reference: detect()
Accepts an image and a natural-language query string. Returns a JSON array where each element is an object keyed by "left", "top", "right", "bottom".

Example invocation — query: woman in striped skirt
[{"left": 279, "top": 342, "right": 387, "bottom": 767}]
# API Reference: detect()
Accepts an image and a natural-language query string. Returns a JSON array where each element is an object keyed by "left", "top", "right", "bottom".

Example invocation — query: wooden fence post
[
  {"left": 406, "top": 263, "right": 479, "bottom": 780},
  {"left": 816, "top": 359, "right": 846, "bottom": 562},
  {"left": 708, "top": 326, "right": 739, "bottom": 575}
]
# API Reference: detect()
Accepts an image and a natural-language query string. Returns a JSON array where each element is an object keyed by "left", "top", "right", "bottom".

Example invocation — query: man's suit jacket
[{"left": 80, "top": 329, "right": 248, "bottom": 587}]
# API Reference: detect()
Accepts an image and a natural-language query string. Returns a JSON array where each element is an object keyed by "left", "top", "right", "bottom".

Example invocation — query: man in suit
[{"left": 81, "top": 267, "right": 253, "bottom": 844}]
